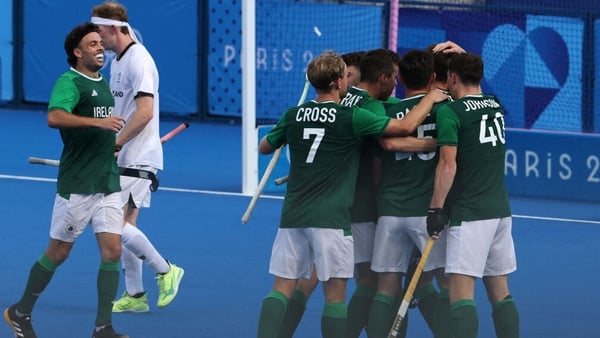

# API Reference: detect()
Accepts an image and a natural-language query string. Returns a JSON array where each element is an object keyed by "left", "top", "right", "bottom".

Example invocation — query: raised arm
[
  {"left": 381, "top": 89, "right": 448, "bottom": 137},
  {"left": 431, "top": 40, "right": 466, "bottom": 54}
]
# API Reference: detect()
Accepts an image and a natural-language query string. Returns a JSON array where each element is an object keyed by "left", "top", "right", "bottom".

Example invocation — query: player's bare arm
[
  {"left": 259, "top": 136, "right": 277, "bottom": 154},
  {"left": 382, "top": 89, "right": 448, "bottom": 137},
  {"left": 116, "top": 94, "right": 154, "bottom": 145},
  {"left": 48, "top": 109, "right": 125, "bottom": 132},
  {"left": 379, "top": 136, "right": 436, "bottom": 152},
  {"left": 429, "top": 145, "right": 457, "bottom": 208}
]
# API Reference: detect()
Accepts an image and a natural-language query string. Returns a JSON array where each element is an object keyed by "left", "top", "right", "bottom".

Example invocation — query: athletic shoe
[
  {"left": 112, "top": 292, "right": 149, "bottom": 313},
  {"left": 4, "top": 304, "right": 37, "bottom": 338},
  {"left": 156, "top": 262, "right": 184, "bottom": 308},
  {"left": 92, "top": 324, "right": 129, "bottom": 338}
]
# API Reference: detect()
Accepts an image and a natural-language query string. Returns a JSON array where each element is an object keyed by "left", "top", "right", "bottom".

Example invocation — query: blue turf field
[{"left": 1, "top": 109, "right": 599, "bottom": 337}]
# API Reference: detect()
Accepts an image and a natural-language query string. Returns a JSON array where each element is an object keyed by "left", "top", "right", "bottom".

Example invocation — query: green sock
[
  {"left": 258, "top": 291, "right": 288, "bottom": 338},
  {"left": 16, "top": 254, "right": 58, "bottom": 314},
  {"left": 415, "top": 284, "right": 439, "bottom": 331},
  {"left": 345, "top": 284, "right": 376, "bottom": 337},
  {"left": 492, "top": 296, "right": 519, "bottom": 338},
  {"left": 366, "top": 293, "right": 396, "bottom": 338},
  {"left": 277, "top": 289, "right": 307, "bottom": 338},
  {"left": 450, "top": 299, "right": 478, "bottom": 338},
  {"left": 321, "top": 302, "right": 346, "bottom": 338},
  {"left": 433, "top": 288, "right": 452, "bottom": 338},
  {"left": 96, "top": 261, "right": 120, "bottom": 326}
]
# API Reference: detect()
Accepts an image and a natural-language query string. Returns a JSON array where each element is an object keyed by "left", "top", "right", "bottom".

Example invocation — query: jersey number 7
[{"left": 303, "top": 128, "right": 325, "bottom": 163}]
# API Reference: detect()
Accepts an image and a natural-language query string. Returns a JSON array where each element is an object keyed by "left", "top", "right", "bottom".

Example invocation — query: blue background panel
[
  {"left": 209, "top": 0, "right": 383, "bottom": 120},
  {"left": 0, "top": 1, "right": 12, "bottom": 102},
  {"left": 397, "top": 9, "right": 583, "bottom": 131},
  {"left": 23, "top": 0, "right": 197, "bottom": 115},
  {"left": 595, "top": 19, "right": 600, "bottom": 133},
  {"left": 505, "top": 129, "right": 600, "bottom": 202},
  {"left": 208, "top": 3, "right": 587, "bottom": 131}
]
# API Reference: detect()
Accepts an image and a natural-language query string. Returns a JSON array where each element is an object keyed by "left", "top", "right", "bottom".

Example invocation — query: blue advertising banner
[
  {"left": 505, "top": 129, "right": 600, "bottom": 202},
  {"left": 209, "top": 0, "right": 383, "bottom": 120},
  {"left": 0, "top": 1, "right": 13, "bottom": 102},
  {"left": 209, "top": 3, "right": 588, "bottom": 132},
  {"left": 396, "top": 9, "right": 584, "bottom": 132},
  {"left": 23, "top": 0, "right": 197, "bottom": 115},
  {"left": 261, "top": 128, "right": 600, "bottom": 202},
  {"left": 595, "top": 19, "right": 600, "bottom": 133}
]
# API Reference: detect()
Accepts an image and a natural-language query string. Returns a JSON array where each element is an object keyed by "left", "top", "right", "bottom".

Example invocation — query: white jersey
[{"left": 111, "top": 43, "right": 163, "bottom": 170}]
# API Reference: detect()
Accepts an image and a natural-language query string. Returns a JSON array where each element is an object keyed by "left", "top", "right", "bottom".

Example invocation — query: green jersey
[
  {"left": 378, "top": 94, "right": 442, "bottom": 216},
  {"left": 382, "top": 95, "right": 401, "bottom": 110},
  {"left": 436, "top": 94, "right": 511, "bottom": 223},
  {"left": 265, "top": 100, "right": 391, "bottom": 229},
  {"left": 340, "top": 86, "right": 386, "bottom": 223},
  {"left": 48, "top": 69, "right": 120, "bottom": 194}
]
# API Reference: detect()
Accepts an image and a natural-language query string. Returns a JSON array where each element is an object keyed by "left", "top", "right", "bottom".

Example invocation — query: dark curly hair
[{"left": 64, "top": 22, "right": 100, "bottom": 68}]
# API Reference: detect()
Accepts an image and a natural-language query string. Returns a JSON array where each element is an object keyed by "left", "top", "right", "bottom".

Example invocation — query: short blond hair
[{"left": 307, "top": 50, "right": 346, "bottom": 91}]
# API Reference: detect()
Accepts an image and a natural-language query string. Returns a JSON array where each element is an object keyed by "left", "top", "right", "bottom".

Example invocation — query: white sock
[
  {"left": 121, "top": 222, "right": 170, "bottom": 275},
  {"left": 121, "top": 245, "right": 144, "bottom": 295}
]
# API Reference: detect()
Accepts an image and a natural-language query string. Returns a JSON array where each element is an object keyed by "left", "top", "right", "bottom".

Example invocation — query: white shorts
[
  {"left": 50, "top": 192, "right": 123, "bottom": 242},
  {"left": 120, "top": 166, "right": 157, "bottom": 208},
  {"left": 269, "top": 228, "right": 354, "bottom": 281},
  {"left": 351, "top": 221, "right": 375, "bottom": 264},
  {"left": 445, "top": 217, "right": 517, "bottom": 278},
  {"left": 371, "top": 216, "right": 446, "bottom": 273}
]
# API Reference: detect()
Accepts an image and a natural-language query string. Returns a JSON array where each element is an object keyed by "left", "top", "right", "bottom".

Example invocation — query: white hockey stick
[{"left": 241, "top": 75, "right": 310, "bottom": 223}]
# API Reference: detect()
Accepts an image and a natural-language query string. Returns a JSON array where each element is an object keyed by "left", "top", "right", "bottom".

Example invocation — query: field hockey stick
[
  {"left": 405, "top": 247, "right": 422, "bottom": 289},
  {"left": 241, "top": 146, "right": 282, "bottom": 223},
  {"left": 27, "top": 157, "right": 60, "bottom": 166},
  {"left": 160, "top": 121, "right": 189, "bottom": 143},
  {"left": 388, "top": 236, "right": 436, "bottom": 338},
  {"left": 28, "top": 122, "right": 190, "bottom": 167},
  {"left": 274, "top": 175, "right": 288, "bottom": 185},
  {"left": 241, "top": 74, "right": 310, "bottom": 223}
]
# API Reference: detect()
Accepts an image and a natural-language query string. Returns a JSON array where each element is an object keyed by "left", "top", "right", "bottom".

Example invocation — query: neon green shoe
[
  {"left": 156, "top": 262, "right": 184, "bottom": 308},
  {"left": 112, "top": 292, "right": 150, "bottom": 313}
]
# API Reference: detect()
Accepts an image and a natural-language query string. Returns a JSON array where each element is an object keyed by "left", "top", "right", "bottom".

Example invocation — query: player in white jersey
[
  {"left": 92, "top": 0, "right": 184, "bottom": 313},
  {"left": 111, "top": 45, "right": 162, "bottom": 170}
]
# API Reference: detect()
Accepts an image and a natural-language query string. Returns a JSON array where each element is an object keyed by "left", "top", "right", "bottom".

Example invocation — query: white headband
[{"left": 90, "top": 16, "right": 139, "bottom": 43}]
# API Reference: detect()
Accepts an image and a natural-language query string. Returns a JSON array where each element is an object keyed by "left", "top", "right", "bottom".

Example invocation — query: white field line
[
  {"left": 0, "top": 174, "right": 283, "bottom": 200},
  {"left": 1, "top": 173, "right": 599, "bottom": 224}
]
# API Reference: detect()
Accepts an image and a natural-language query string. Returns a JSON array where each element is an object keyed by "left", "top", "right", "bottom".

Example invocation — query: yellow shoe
[
  {"left": 112, "top": 292, "right": 149, "bottom": 313},
  {"left": 156, "top": 262, "right": 184, "bottom": 308}
]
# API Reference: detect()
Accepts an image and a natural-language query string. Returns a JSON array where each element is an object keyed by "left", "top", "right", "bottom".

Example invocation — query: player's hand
[
  {"left": 431, "top": 40, "right": 466, "bottom": 54},
  {"left": 426, "top": 88, "right": 450, "bottom": 104},
  {"left": 99, "top": 116, "right": 126, "bottom": 132},
  {"left": 426, "top": 208, "right": 447, "bottom": 237}
]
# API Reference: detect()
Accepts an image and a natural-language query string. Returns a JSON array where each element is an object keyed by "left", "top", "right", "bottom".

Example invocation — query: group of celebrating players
[{"left": 257, "top": 41, "right": 519, "bottom": 338}]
